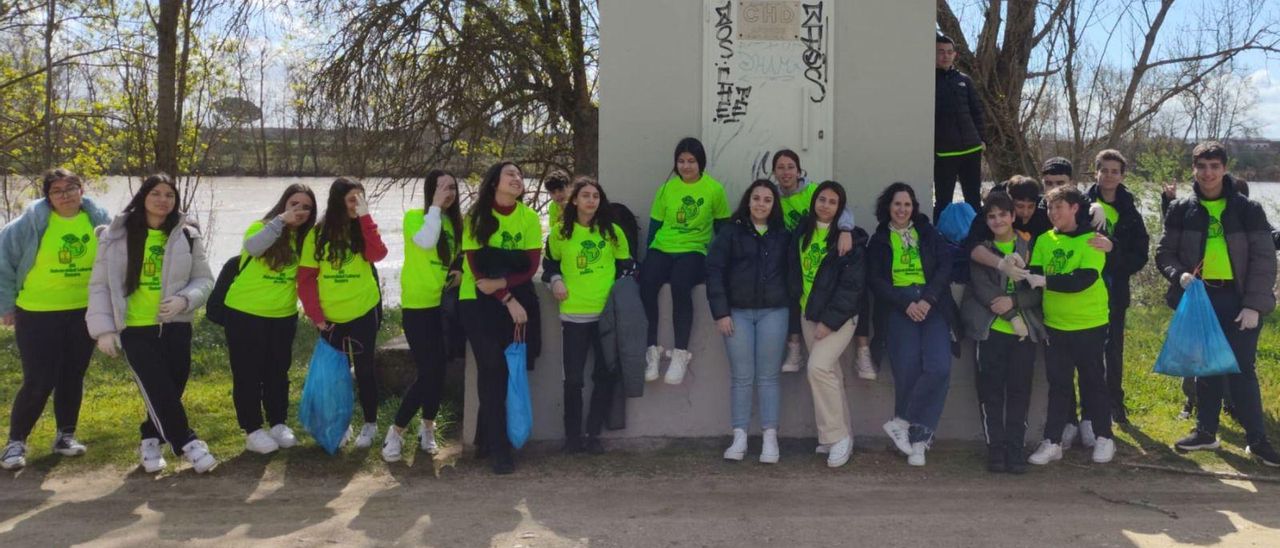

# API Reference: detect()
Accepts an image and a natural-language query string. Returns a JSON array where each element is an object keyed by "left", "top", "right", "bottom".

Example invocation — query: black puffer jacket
[
  {"left": 868, "top": 214, "right": 958, "bottom": 359},
  {"left": 1086, "top": 183, "right": 1150, "bottom": 309},
  {"left": 787, "top": 226, "right": 867, "bottom": 331},
  {"left": 705, "top": 220, "right": 796, "bottom": 319},
  {"left": 935, "top": 67, "right": 986, "bottom": 153}
]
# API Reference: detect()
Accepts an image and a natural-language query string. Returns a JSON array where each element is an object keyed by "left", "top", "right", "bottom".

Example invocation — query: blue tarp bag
[
  {"left": 299, "top": 339, "right": 355, "bottom": 454},
  {"left": 1153, "top": 278, "right": 1240, "bottom": 378},
  {"left": 506, "top": 328, "right": 533, "bottom": 449},
  {"left": 937, "top": 202, "right": 976, "bottom": 243}
]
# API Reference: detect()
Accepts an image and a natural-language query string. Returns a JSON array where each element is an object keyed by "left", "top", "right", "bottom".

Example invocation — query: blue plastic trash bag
[
  {"left": 1153, "top": 279, "right": 1240, "bottom": 378},
  {"left": 506, "top": 340, "right": 533, "bottom": 449},
  {"left": 937, "top": 202, "right": 977, "bottom": 244},
  {"left": 299, "top": 339, "right": 354, "bottom": 454}
]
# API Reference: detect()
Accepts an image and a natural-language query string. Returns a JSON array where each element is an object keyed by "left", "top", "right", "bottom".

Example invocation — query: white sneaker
[
  {"left": 269, "top": 424, "right": 298, "bottom": 449},
  {"left": 1, "top": 440, "right": 26, "bottom": 470},
  {"left": 664, "top": 349, "right": 692, "bottom": 385},
  {"left": 855, "top": 347, "right": 877, "bottom": 380},
  {"left": 245, "top": 429, "right": 280, "bottom": 454},
  {"left": 1080, "top": 420, "right": 1097, "bottom": 448},
  {"left": 882, "top": 418, "right": 912, "bottom": 456},
  {"left": 340, "top": 426, "right": 353, "bottom": 448},
  {"left": 908, "top": 441, "right": 928, "bottom": 466},
  {"left": 181, "top": 440, "right": 217, "bottom": 474},
  {"left": 723, "top": 428, "right": 747, "bottom": 461},
  {"left": 827, "top": 436, "right": 852, "bottom": 468},
  {"left": 139, "top": 438, "right": 167, "bottom": 473},
  {"left": 814, "top": 444, "right": 831, "bottom": 454},
  {"left": 760, "top": 429, "right": 779, "bottom": 464},
  {"left": 644, "top": 345, "right": 664, "bottom": 382},
  {"left": 381, "top": 427, "right": 403, "bottom": 463},
  {"left": 419, "top": 420, "right": 439, "bottom": 455},
  {"left": 1028, "top": 440, "right": 1063, "bottom": 465},
  {"left": 52, "top": 432, "right": 87, "bottom": 456},
  {"left": 781, "top": 341, "right": 804, "bottom": 373},
  {"left": 1062, "top": 423, "right": 1078, "bottom": 450},
  {"left": 354, "top": 422, "right": 378, "bottom": 449},
  {"left": 1092, "top": 436, "right": 1116, "bottom": 464}
]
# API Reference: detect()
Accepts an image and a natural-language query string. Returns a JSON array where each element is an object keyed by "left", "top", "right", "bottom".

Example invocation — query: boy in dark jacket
[
  {"left": 1158, "top": 142, "right": 1279, "bottom": 467},
  {"left": 933, "top": 34, "right": 986, "bottom": 220},
  {"left": 1086, "top": 150, "right": 1149, "bottom": 425}
]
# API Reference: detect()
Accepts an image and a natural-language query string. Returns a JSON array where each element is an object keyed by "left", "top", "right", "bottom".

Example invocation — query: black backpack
[{"left": 206, "top": 254, "right": 249, "bottom": 326}]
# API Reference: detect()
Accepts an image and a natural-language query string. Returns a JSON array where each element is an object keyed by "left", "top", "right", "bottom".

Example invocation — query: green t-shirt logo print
[
  {"left": 1048, "top": 248, "right": 1074, "bottom": 275},
  {"left": 900, "top": 245, "right": 920, "bottom": 265},
  {"left": 58, "top": 233, "right": 90, "bottom": 264},
  {"left": 803, "top": 241, "right": 825, "bottom": 272},
  {"left": 143, "top": 245, "right": 165, "bottom": 277},
  {"left": 499, "top": 230, "right": 523, "bottom": 250},
  {"left": 329, "top": 251, "right": 356, "bottom": 270},
  {"left": 576, "top": 239, "right": 606, "bottom": 269},
  {"left": 1208, "top": 216, "right": 1224, "bottom": 238},
  {"left": 676, "top": 196, "right": 705, "bottom": 224}
]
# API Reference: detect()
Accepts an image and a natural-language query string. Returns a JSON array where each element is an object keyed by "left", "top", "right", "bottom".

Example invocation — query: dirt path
[{"left": 2, "top": 445, "right": 1279, "bottom": 547}]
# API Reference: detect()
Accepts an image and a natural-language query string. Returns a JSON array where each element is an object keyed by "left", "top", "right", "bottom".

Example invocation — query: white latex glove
[
  {"left": 1089, "top": 203, "right": 1107, "bottom": 231},
  {"left": 1179, "top": 272, "right": 1196, "bottom": 289},
  {"left": 96, "top": 333, "right": 120, "bottom": 358},
  {"left": 157, "top": 295, "right": 188, "bottom": 321},
  {"left": 1010, "top": 315, "right": 1029, "bottom": 340},
  {"left": 997, "top": 254, "right": 1029, "bottom": 282},
  {"left": 354, "top": 192, "right": 370, "bottom": 217},
  {"left": 1025, "top": 274, "right": 1047, "bottom": 289},
  {"left": 1235, "top": 308, "right": 1260, "bottom": 330}
]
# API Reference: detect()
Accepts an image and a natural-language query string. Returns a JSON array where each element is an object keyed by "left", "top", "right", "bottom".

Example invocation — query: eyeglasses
[{"left": 48, "top": 186, "right": 82, "bottom": 198}]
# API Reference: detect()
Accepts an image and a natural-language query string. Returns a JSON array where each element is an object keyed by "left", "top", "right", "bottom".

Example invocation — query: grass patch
[{"left": 0, "top": 307, "right": 458, "bottom": 473}]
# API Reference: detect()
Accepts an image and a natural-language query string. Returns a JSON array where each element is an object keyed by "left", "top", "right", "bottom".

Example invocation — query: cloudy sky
[{"left": 1252, "top": 66, "right": 1280, "bottom": 138}]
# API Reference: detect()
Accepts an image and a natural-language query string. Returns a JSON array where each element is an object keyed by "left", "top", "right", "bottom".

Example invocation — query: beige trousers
[{"left": 802, "top": 317, "right": 858, "bottom": 445}]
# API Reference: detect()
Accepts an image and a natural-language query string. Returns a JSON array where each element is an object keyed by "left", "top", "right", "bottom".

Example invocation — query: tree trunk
[
  {"left": 567, "top": 0, "right": 597, "bottom": 175},
  {"left": 41, "top": 0, "right": 56, "bottom": 168},
  {"left": 154, "top": 0, "right": 181, "bottom": 175}
]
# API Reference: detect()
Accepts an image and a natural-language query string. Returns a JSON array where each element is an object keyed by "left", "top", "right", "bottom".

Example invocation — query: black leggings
[
  {"left": 639, "top": 249, "right": 705, "bottom": 349},
  {"left": 394, "top": 307, "right": 447, "bottom": 428},
  {"left": 121, "top": 323, "right": 198, "bottom": 453},
  {"left": 9, "top": 308, "right": 95, "bottom": 441},
  {"left": 460, "top": 294, "right": 517, "bottom": 455},
  {"left": 225, "top": 309, "right": 298, "bottom": 433},
  {"left": 562, "top": 321, "right": 614, "bottom": 439},
  {"left": 933, "top": 150, "right": 983, "bottom": 221},
  {"left": 322, "top": 306, "right": 381, "bottom": 423}
]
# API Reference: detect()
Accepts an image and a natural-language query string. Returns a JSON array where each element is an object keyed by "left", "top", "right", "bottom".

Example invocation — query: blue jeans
[
  {"left": 885, "top": 286, "right": 952, "bottom": 443},
  {"left": 723, "top": 307, "right": 789, "bottom": 430}
]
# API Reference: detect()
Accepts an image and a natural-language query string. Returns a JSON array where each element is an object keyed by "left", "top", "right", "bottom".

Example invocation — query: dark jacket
[
  {"left": 705, "top": 220, "right": 796, "bottom": 319},
  {"left": 868, "top": 215, "right": 958, "bottom": 358},
  {"left": 787, "top": 226, "right": 867, "bottom": 331},
  {"left": 1156, "top": 175, "right": 1277, "bottom": 313},
  {"left": 935, "top": 67, "right": 986, "bottom": 153},
  {"left": 599, "top": 275, "right": 647, "bottom": 399},
  {"left": 962, "top": 235, "right": 1046, "bottom": 343},
  {"left": 1087, "top": 183, "right": 1150, "bottom": 309}
]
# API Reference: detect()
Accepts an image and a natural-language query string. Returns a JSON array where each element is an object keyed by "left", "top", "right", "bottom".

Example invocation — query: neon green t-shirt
[
  {"left": 125, "top": 229, "right": 167, "bottom": 327},
  {"left": 460, "top": 202, "right": 543, "bottom": 301},
  {"left": 548, "top": 223, "right": 631, "bottom": 315},
  {"left": 548, "top": 200, "right": 563, "bottom": 234},
  {"left": 989, "top": 239, "right": 1017, "bottom": 335},
  {"left": 1099, "top": 201, "right": 1119, "bottom": 234},
  {"left": 891, "top": 229, "right": 926, "bottom": 287},
  {"left": 648, "top": 174, "right": 730, "bottom": 254},
  {"left": 799, "top": 226, "right": 830, "bottom": 313},
  {"left": 1201, "top": 199, "right": 1233, "bottom": 280},
  {"left": 401, "top": 210, "right": 455, "bottom": 309},
  {"left": 225, "top": 221, "right": 300, "bottom": 318},
  {"left": 1029, "top": 230, "right": 1110, "bottom": 331},
  {"left": 16, "top": 212, "right": 97, "bottom": 312},
  {"left": 298, "top": 228, "right": 380, "bottom": 323},
  {"left": 780, "top": 183, "right": 818, "bottom": 230}
]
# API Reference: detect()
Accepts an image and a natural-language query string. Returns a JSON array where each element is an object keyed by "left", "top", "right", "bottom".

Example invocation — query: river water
[{"left": 89, "top": 176, "right": 1280, "bottom": 305}]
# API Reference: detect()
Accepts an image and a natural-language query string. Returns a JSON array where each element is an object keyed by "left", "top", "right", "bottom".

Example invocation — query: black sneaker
[
  {"left": 986, "top": 446, "right": 1006, "bottom": 473},
  {"left": 561, "top": 437, "right": 583, "bottom": 454},
  {"left": 491, "top": 449, "right": 515, "bottom": 475},
  {"left": 1174, "top": 430, "right": 1220, "bottom": 452},
  {"left": 584, "top": 437, "right": 605, "bottom": 455},
  {"left": 1246, "top": 441, "right": 1280, "bottom": 467}
]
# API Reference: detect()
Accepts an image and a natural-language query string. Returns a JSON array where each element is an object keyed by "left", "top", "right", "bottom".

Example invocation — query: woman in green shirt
[
  {"left": 640, "top": 137, "right": 730, "bottom": 385},
  {"left": 0, "top": 169, "right": 110, "bottom": 470},
  {"left": 544, "top": 177, "right": 632, "bottom": 455},
  {"left": 382, "top": 170, "right": 462, "bottom": 462},
  {"left": 224, "top": 184, "right": 316, "bottom": 455}
]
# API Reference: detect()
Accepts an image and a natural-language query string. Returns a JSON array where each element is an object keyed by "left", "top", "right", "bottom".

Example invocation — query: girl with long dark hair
[
  {"left": 224, "top": 184, "right": 317, "bottom": 454},
  {"left": 382, "top": 170, "right": 463, "bottom": 462},
  {"left": 545, "top": 177, "right": 631, "bottom": 455},
  {"left": 86, "top": 173, "right": 217, "bottom": 473},
  {"left": 460, "top": 162, "right": 542, "bottom": 474},
  {"left": 641, "top": 137, "right": 730, "bottom": 385},
  {"left": 297, "top": 178, "right": 388, "bottom": 450}
]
